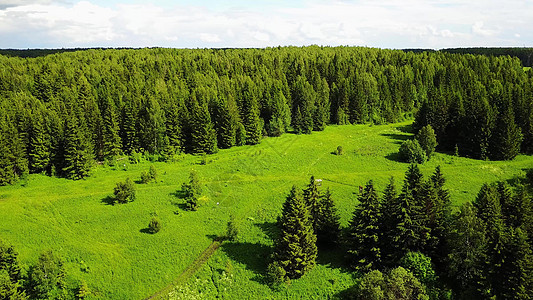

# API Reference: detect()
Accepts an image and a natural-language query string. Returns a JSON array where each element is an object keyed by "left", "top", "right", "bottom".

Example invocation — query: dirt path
[{"left": 144, "top": 237, "right": 223, "bottom": 300}]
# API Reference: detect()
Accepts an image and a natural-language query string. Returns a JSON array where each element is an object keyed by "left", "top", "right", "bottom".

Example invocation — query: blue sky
[{"left": 0, "top": 0, "right": 531, "bottom": 49}]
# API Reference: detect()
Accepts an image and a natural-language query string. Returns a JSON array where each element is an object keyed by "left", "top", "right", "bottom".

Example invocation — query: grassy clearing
[{"left": 0, "top": 121, "right": 531, "bottom": 299}]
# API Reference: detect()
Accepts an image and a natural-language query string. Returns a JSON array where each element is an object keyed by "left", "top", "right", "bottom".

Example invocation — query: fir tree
[
  {"left": 28, "top": 111, "right": 50, "bottom": 173},
  {"left": 416, "top": 124, "right": 438, "bottom": 159},
  {"left": 0, "top": 115, "right": 28, "bottom": 185},
  {"left": 101, "top": 97, "right": 122, "bottom": 159},
  {"left": 380, "top": 177, "right": 398, "bottom": 266},
  {"left": 62, "top": 113, "right": 93, "bottom": 180},
  {"left": 138, "top": 95, "right": 166, "bottom": 154},
  {"left": 316, "top": 188, "right": 340, "bottom": 246},
  {"left": 190, "top": 99, "right": 218, "bottom": 154},
  {"left": 212, "top": 97, "right": 237, "bottom": 149},
  {"left": 447, "top": 203, "right": 488, "bottom": 299},
  {"left": 348, "top": 180, "right": 382, "bottom": 271},
  {"left": 303, "top": 175, "right": 321, "bottom": 232},
  {"left": 490, "top": 105, "right": 523, "bottom": 160},
  {"left": 121, "top": 101, "right": 137, "bottom": 155},
  {"left": 272, "top": 185, "right": 317, "bottom": 279},
  {"left": 182, "top": 170, "right": 202, "bottom": 211},
  {"left": 239, "top": 78, "right": 262, "bottom": 145}
]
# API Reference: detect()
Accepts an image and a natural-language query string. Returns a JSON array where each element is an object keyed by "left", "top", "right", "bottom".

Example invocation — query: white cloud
[{"left": 0, "top": 0, "right": 531, "bottom": 49}]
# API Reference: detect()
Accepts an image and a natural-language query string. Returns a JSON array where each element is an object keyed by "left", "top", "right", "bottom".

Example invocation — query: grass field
[{"left": 1, "top": 121, "right": 531, "bottom": 299}]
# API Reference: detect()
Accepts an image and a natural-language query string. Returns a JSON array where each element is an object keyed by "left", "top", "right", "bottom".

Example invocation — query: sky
[{"left": 0, "top": 0, "right": 531, "bottom": 49}]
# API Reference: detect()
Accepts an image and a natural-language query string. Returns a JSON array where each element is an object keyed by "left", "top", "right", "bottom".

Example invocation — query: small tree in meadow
[
  {"left": 335, "top": 146, "right": 344, "bottom": 155},
  {"left": 148, "top": 217, "right": 161, "bottom": 234},
  {"left": 182, "top": 170, "right": 202, "bottom": 211},
  {"left": 399, "top": 140, "right": 427, "bottom": 164},
  {"left": 416, "top": 125, "right": 438, "bottom": 159},
  {"left": 114, "top": 178, "right": 136, "bottom": 204},
  {"left": 141, "top": 165, "right": 157, "bottom": 183}
]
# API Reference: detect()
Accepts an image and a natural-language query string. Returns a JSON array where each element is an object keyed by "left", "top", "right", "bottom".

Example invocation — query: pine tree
[
  {"left": 101, "top": 97, "right": 122, "bottom": 159},
  {"left": 316, "top": 188, "right": 340, "bottom": 246},
  {"left": 447, "top": 203, "right": 488, "bottom": 299},
  {"left": 404, "top": 164, "right": 424, "bottom": 202},
  {"left": 62, "top": 113, "right": 93, "bottom": 180},
  {"left": 239, "top": 78, "right": 262, "bottom": 145},
  {"left": 212, "top": 97, "right": 236, "bottom": 149},
  {"left": 272, "top": 185, "right": 317, "bottom": 279},
  {"left": 121, "top": 101, "right": 137, "bottom": 155},
  {"left": 348, "top": 180, "right": 382, "bottom": 271},
  {"left": 491, "top": 105, "right": 523, "bottom": 160},
  {"left": 182, "top": 170, "right": 202, "bottom": 211},
  {"left": 380, "top": 177, "right": 398, "bottom": 266},
  {"left": 28, "top": 111, "right": 50, "bottom": 173},
  {"left": 190, "top": 100, "right": 218, "bottom": 154},
  {"left": 0, "top": 115, "right": 28, "bottom": 185},
  {"left": 28, "top": 250, "right": 67, "bottom": 300},
  {"left": 496, "top": 227, "right": 533, "bottom": 299},
  {"left": 138, "top": 95, "right": 166, "bottom": 154},
  {"left": 303, "top": 176, "right": 321, "bottom": 232}
]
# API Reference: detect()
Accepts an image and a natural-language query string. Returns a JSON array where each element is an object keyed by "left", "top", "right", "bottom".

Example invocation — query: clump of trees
[
  {"left": 398, "top": 139, "right": 427, "bottom": 163},
  {"left": 113, "top": 178, "right": 136, "bottom": 204},
  {"left": 269, "top": 176, "right": 340, "bottom": 283},
  {"left": 140, "top": 165, "right": 157, "bottom": 183}
]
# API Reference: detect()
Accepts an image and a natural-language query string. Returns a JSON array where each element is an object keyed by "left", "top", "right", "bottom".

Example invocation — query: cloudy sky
[{"left": 0, "top": 0, "right": 531, "bottom": 49}]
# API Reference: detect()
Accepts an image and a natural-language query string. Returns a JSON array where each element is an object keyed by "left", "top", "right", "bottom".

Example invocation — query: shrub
[
  {"left": 416, "top": 125, "right": 438, "bottom": 159},
  {"left": 399, "top": 140, "right": 427, "bottom": 164},
  {"left": 335, "top": 146, "right": 344, "bottom": 155},
  {"left": 182, "top": 170, "right": 202, "bottom": 211},
  {"left": 148, "top": 217, "right": 161, "bottom": 234},
  {"left": 114, "top": 178, "right": 136, "bottom": 204},
  {"left": 266, "top": 261, "right": 286, "bottom": 287},
  {"left": 140, "top": 165, "right": 157, "bottom": 184}
]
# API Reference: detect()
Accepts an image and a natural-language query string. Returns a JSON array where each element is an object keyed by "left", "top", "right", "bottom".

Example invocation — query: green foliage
[
  {"left": 148, "top": 217, "right": 161, "bottom": 234},
  {"left": 76, "top": 280, "right": 91, "bottom": 299},
  {"left": 141, "top": 165, "right": 158, "bottom": 184},
  {"left": 400, "top": 252, "right": 437, "bottom": 288},
  {"left": 348, "top": 180, "right": 382, "bottom": 271},
  {"left": 27, "top": 250, "right": 67, "bottom": 300},
  {"left": 416, "top": 125, "right": 437, "bottom": 159},
  {"left": 335, "top": 146, "right": 344, "bottom": 155},
  {"left": 272, "top": 185, "right": 317, "bottom": 279},
  {"left": 266, "top": 261, "right": 287, "bottom": 287},
  {"left": 113, "top": 178, "right": 136, "bottom": 204},
  {"left": 398, "top": 139, "right": 427, "bottom": 164},
  {"left": 354, "top": 267, "right": 429, "bottom": 300},
  {"left": 182, "top": 170, "right": 202, "bottom": 211},
  {"left": 316, "top": 188, "right": 341, "bottom": 246},
  {"left": 62, "top": 113, "right": 93, "bottom": 180},
  {"left": 0, "top": 240, "right": 24, "bottom": 299},
  {"left": 491, "top": 106, "right": 523, "bottom": 160}
]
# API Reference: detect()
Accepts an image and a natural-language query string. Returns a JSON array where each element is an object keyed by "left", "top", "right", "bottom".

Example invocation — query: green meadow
[{"left": 1, "top": 121, "right": 531, "bottom": 299}]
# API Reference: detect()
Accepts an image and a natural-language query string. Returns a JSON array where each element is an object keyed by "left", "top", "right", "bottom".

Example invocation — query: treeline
[
  {"left": 269, "top": 166, "right": 533, "bottom": 299},
  {"left": 1, "top": 46, "right": 532, "bottom": 184},
  {"left": 441, "top": 47, "right": 533, "bottom": 67}
]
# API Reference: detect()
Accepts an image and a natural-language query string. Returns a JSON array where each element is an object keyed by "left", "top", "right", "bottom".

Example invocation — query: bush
[
  {"left": 113, "top": 178, "right": 136, "bottom": 204},
  {"left": 266, "top": 261, "right": 286, "bottom": 287},
  {"left": 182, "top": 170, "right": 202, "bottom": 211},
  {"left": 335, "top": 146, "right": 344, "bottom": 155},
  {"left": 399, "top": 140, "right": 427, "bottom": 164},
  {"left": 148, "top": 217, "right": 161, "bottom": 234},
  {"left": 140, "top": 165, "right": 157, "bottom": 184}
]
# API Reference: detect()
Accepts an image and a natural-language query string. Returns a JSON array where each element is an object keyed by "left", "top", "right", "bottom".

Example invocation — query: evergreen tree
[
  {"left": 380, "top": 177, "right": 398, "bottom": 266},
  {"left": 101, "top": 97, "right": 122, "bottom": 159},
  {"left": 28, "top": 111, "right": 50, "bottom": 173},
  {"left": 189, "top": 98, "right": 218, "bottom": 154},
  {"left": 447, "top": 203, "right": 488, "bottom": 299},
  {"left": 348, "top": 180, "right": 382, "bottom": 271},
  {"left": 182, "top": 170, "right": 202, "bottom": 211},
  {"left": 212, "top": 96, "right": 237, "bottom": 149},
  {"left": 0, "top": 116, "right": 28, "bottom": 185},
  {"left": 121, "top": 101, "right": 137, "bottom": 155},
  {"left": 62, "top": 112, "right": 93, "bottom": 180},
  {"left": 496, "top": 227, "right": 533, "bottom": 299},
  {"left": 316, "top": 188, "right": 341, "bottom": 246},
  {"left": 113, "top": 178, "right": 136, "bottom": 204},
  {"left": 303, "top": 175, "right": 321, "bottom": 232},
  {"left": 27, "top": 250, "right": 67, "bottom": 300},
  {"left": 138, "top": 95, "right": 166, "bottom": 154},
  {"left": 272, "top": 185, "right": 317, "bottom": 279},
  {"left": 239, "top": 78, "right": 262, "bottom": 145},
  {"left": 490, "top": 105, "right": 523, "bottom": 160}
]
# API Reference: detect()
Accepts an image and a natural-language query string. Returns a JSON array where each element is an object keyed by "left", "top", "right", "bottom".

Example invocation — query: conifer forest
[{"left": 0, "top": 46, "right": 532, "bottom": 299}]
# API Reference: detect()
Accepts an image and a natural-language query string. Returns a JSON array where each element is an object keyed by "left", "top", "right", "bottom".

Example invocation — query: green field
[{"left": 1, "top": 121, "right": 531, "bottom": 299}]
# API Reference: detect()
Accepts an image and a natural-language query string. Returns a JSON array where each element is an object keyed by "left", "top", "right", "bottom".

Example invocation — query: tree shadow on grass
[
  {"left": 254, "top": 222, "right": 279, "bottom": 241},
  {"left": 101, "top": 195, "right": 115, "bottom": 205},
  {"left": 381, "top": 133, "right": 411, "bottom": 145},
  {"left": 220, "top": 241, "right": 272, "bottom": 284},
  {"left": 139, "top": 228, "right": 153, "bottom": 234},
  {"left": 397, "top": 124, "right": 414, "bottom": 133},
  {"left": 385, "top": 151, "right": 403, "bottom": 163}
]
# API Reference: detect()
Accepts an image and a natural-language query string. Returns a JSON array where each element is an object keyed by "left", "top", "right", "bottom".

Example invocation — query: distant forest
[{"left": 1, "top": 46, "right": 532, "bottom": 184}]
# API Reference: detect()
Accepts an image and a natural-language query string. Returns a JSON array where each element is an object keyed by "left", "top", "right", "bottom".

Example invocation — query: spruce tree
[
  {"left": 239, "top": 78, "right": 262, "bottom": 145},
  {"left": 316, "top": 188, "right": 340, "bottom": 246},
  {"left": 121, "top": 101, "right": 137, "bottom": 155},
  {"left": 490, "top": 106, "right": 523, "bottom": 160},
  {"left": 416, "top": 124, "right": 438, "bottom": 159},
  {"left": 303, "top": 175, "right": 321, "bottom": 232},
  {"left": 101, "top": 97, "right": 122, "bottom": 159},
  {"left": 348, "top": 180, "right": 382, "bottom": 271},
  {"left": 447, "top": 202, "right": 488, "bottom": 299},
  {"left": 380, "top": 177, "right": 398, "bottom": 266},
  {"left": 138, "top": 95, "right": 166, "bottom": 154},
  {"left": 190, "top": 99, "right": 218, "bottom": 154},
  {"left": 28, "top": 111, "right": 50, "bottom": 173},
  {"left": 62, "top": 113, "right": 93, "bottom": 180},
  {"left": 212, "top": 97, "right": 236, "bottom": 149},
  {"left": 272, "top": 185, "right": 317, "bottom": 279}
]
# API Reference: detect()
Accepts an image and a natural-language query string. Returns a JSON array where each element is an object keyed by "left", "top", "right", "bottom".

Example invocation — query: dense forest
[{"left": 1, "top": 46, "right": 533, "bottom": 185}]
